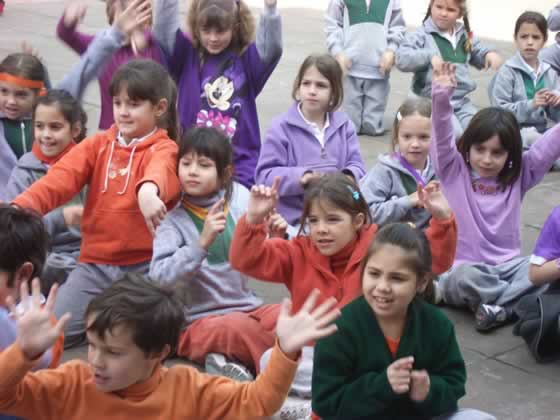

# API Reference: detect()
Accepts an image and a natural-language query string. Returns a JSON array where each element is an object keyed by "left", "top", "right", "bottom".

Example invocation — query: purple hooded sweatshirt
[
  {"left": 430, "top": 83, "right": 560, "bottom": 267},
  {"left": 255, "top": 102, "right": 365, "bottom": 225},
  {"left": 153, "top": 0, "right": 283, "bottom": 188}
]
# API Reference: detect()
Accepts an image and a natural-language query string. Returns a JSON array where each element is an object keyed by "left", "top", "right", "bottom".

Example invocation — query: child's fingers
[
  {"left": 393, "top": 356, "right": 414, "bottom": 369},
  {"left": 6, "top": 296, "right": 17, "bottom": 320},
  {"left": 53, "top": 313, "right": 72, "bottom": 336},
  {"left": 20, "top": 280, "right": 30, "bottom": 312},
  {"left": 300, "top": 288, "right": 320, "bottom": 314},
  {"left": 310, "top": 296, "right": 338, "bottom": 320},
  {"left": 31, "top": 278, "right": 42, "bottom": 308},
  {"left": 278, "top": 297, "right": 292, "bottom": 319},
  {"left": 311, "top": 324, "right": 338, "bottom": 340},
  {"left": 271, "top": 176, "right": 281, "bottom": 193},
  {"left": 44, "top": 282, "right": 59, "bottom": 313}
]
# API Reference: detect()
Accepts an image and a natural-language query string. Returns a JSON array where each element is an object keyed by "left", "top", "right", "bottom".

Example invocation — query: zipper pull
[{"left": 21, "top": 121, "right": 27, "bottom": 154}]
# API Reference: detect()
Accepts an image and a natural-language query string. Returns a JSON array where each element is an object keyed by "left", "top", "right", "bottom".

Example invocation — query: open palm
[
  {"left": 246, "top": 177, "right": 280, "bottom": 224},
  {"left": 432, "top": 61, "right": 457, "bottom": 88}
]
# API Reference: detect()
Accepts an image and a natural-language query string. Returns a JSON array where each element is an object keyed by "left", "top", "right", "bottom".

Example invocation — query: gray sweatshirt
[
  {"left": 489, "top": 53, "right": 560, "bottom": 132},
  {"left": 6, "top": 152, "right": 83, "bottom": 254},
  {"left": 396, "top": 17, "right": 492, "bottom": 108},
  {"left": 150, "top": 184, "right": 263, "bottom": 324},
  {"left": 359, "top": 153, "right": 436, "bottom": 229},
  {"left": 549, "top": 3, "right": 560, "bottom": 44},
  {"left": 325, "top": 0, "right": 405, "bottom": 79}
]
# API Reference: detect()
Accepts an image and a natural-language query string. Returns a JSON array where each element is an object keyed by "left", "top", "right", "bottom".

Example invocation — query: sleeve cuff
[{"left": 529, "top": 255, "right": 547, "bottom": 266}]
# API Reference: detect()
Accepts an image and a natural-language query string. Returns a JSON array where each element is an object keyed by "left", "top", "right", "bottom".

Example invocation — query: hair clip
[
  {"left": 347, "top": 185, "right": 360, "bottom": 201},
  {"left": 396, "top": 111, "right": 403, "bottom": 121}
]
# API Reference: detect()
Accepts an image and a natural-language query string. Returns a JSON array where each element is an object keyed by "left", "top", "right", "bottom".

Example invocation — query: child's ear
[
  {"left": 14, "top": 262, "right": 34, "bottom": 290},
  {"left": 71, "top": 122, "right": 83, "bottom": 141},
  {"left": 353, "top": 212, "right": 365, "bottom": 231},
  {"left": 155, "top": 98, "right": 169, "bottom": 119},
  {"left": 153, "top": 344, "right": 171, "bottom": 363},
  {"left": 416, "top": 274, "right": 429, "bottom": 294}
]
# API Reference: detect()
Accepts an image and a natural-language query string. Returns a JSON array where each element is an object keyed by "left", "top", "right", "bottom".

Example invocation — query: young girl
[
  {"left": 541, "top": 2, "right": 560, "bottom": 75},
  {"left": 360, "top": 97, "right": 436, "bottom": 229},
  {"left": 430, "top": 63, "right": 560, "bottom": 332},
  {"left": 150, "top": 126, "right": 288, "bottom": 382},
  {"left": 255, "top": 54, "right": 365, "bottom": 226},
  {"left": 312, "top": 223, "right": 496, "bottom": 420},
  {"left": 6, "top": 90, "right": 87, "bottom": 295},
  {"left": 325, "top": 0, "right": 405, "bottom": 136},
  {"left": 57, "top": 0, "right": 158, "bottom": 129},
  {"left": 230, "top": 173, "right": 457, "bottom": 399},
  {"left": 153, "top": 0, "right": 282, "bottom": 188},
  {"left": 396, "top": 0, "right": 502, "bottom": 138},
  {"left": 490, "top": 11, "right": 560, "bottom": 150},
  {"left": 12, "top": 59, "right": 182, "bottom": 348}
]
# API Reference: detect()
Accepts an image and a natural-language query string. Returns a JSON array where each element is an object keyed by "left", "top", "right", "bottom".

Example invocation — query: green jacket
[{"left": 312, "top": 296, "right": 466, "bottom": 420}]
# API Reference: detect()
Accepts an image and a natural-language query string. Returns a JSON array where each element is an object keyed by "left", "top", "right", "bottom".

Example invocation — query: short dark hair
[
  {"left": 177, "top": 127, "right": 234, "bottom": 204},
  {"left": 363, "top": 222, "right": 432, "bottom": 284},
  {"left": 109, "top": 60, "right": 179, "bottom": 141},
  {"left": 457, "top": 107, "right": 523, "bottom": 188},
  {"left": 292, "top": 54, "right": 344, "bottom": 112},
  {"left": 514, "top": 11, "right": 548, "bottom": 41},
  {"left": 0, "top": 204, "right": 49, "bottom": 287},
  {"left": 299, "top": 173, "right": 371, "bottom": 235},
  {"left": 34, "top": 89, "right": 88, "bottom": 142},
  {"left": 85, "top": 273, "right": 185, "bottom": 357}
]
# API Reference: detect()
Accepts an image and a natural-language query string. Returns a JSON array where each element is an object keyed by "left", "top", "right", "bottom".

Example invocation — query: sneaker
[
  {"left": 475, "top": 303, "right": 513, "bottom": 332},
  {"left": 204, "top": 353, "right": 254, "bottom": 382},
  {"left": 278, "top": 398, "right": 311, "bottom": 420}
]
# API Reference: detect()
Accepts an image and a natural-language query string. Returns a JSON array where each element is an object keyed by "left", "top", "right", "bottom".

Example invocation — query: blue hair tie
[{"left": 347, "top": 185, "right": 360, "bottom": 201}]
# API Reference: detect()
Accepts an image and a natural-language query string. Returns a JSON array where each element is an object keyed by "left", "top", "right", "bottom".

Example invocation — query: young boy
[
  {"left": 0, "top": 204, "right": 64, "bottom": 420},
  {"left": 0, "top": 274, "right": 340, "bottom": 420}
]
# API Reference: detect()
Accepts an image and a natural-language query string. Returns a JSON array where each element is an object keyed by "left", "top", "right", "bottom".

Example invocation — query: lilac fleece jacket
[
  {"left": 255, "top": 102, "right": 365, "bottom": 225},
  {"left": 56, "top": 17, "right": 164, "bottom": 129},
  {"left": 430, "top": 83, "right": 560, "bottom": 267}
]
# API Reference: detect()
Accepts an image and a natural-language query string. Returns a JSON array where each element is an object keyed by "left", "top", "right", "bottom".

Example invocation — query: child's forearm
[
  {"left": 152, "top": 0, "right": 181, "bottom": 57},
  {"left": 529, "top": 261, "right": 560, "bottom": 286},
  {"left": 325, "top": 0, "right": 345, "bottom": 56},
  {"left": 56, "top": 13, "right": 93, "bottom": 55},
  {"left": 255, "top": 0, "right": 282, "bottom": 65}
]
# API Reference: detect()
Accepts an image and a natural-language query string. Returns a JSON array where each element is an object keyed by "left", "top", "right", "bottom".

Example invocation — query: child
[
  {"left": 230, "top": 173, "right": 457, "bottom": 398},
  {"left": 255, "top": 54, "right": 366, "bottom": 226},
  {"left": 396, "top": 0, "right": 502, "bottom": 138},
  {"left": 430, "top": 63, "right": 560, "bottom": 331},
  {"left": 150, "top": 127, "right": 288, "bottom": 381},
  {"left": 12, "top": 59, "right": 182, "bottom": 349},
  {"left": 490, "top": 11, "right": 560, "bottom": 149},
  {"left": 0, "top": 273, "right": 340, "bottom": 420},
  {"left": 325, "top": 0, "right": 405, "bottom": 136},
  {"left": 0, "top": 0, "right": 152, "bottom": 201},
  {"left": 6, "top": 90, "right": 87, "bottom": 294},
  {"left": 152, "top": 0, "right": 283, "bottom": 188},
  {"left": 0, "top": 205, "right": 64, "bottom": 415},
  {"left": 529, "top": 206, "right": 560, "bottom": 287},
  {"left": 360, "top": 97, "right": 436, "bottom": 229},
  {"left": 57, "top": 0, "right": 159, "bottom": 129},
  {"left": 540, "top": 3, "right": 560, "bottom": 75},
  {"left": 312, "top": 223, "right": 496, "bottom": 420}
]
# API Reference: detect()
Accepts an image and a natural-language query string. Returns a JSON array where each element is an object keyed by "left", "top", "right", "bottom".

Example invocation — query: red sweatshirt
[
  {"left": 13, "top": 126, "right": 181, "bottom": 265},
  {"left": 230, "top": 216, "right": 457, "bottom": 313}
]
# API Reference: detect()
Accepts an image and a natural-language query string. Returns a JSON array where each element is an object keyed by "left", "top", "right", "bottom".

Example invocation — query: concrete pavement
[{"left": 1, "top": 1, "right": 560, "bottom": 419}]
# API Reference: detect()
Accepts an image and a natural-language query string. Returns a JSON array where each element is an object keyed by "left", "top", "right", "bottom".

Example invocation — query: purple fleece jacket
[
  {"left": 255, "top": 102, "right": 365, "bottom": 225},
  {"left": 56, "top": 16, "right": 164, "bottom": 129},
  {"left": 430, "top": 83, "right": 560, "bottom": 267}
]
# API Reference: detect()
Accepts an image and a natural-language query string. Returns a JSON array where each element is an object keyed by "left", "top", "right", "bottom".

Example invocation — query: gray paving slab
[{"left": 3, "top": 1, "right": 560, "bottom": 419}]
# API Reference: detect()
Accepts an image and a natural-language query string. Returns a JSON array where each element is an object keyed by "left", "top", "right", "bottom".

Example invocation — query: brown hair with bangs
[
  {"left": 292, "top": 54, "right": 344, "bottom": 112},
  {"left": 188, "top": 0, "right": 255, "bottom": 55},
  {"left": 298, "top": 173, "right": 371, "bottom": 236},
  {"left": 390, "top": 97, "right": 432, "bottom": 152}
]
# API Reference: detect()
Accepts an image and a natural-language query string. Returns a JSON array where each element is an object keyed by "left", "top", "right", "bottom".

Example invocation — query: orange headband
[{"left": 0, "top": 72, "right": 45, "bottom": 90}]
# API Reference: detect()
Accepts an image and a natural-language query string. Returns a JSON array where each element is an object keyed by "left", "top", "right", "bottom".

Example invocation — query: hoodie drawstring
[
  {"left": 21, "top": 121, "right": 27, "bottom": 154},
  {"left": 117, "top": 144, "right": 138, "bottom": 195},
  {"left": 101, "top": 141, "right": 116, "bottom": 193}
]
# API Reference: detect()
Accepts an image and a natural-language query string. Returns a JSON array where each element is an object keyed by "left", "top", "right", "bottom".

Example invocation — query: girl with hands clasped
[
  {"left": 150, "top": 127, "right": 291, "bottom": 382},
  {"left": 489, "top": 11, "right": 560, "bottom": 151},
  {"left": 230, "top": 173, "right": 457, "bottom": 399},
  {"left": 430, "top": 63, "right": 560, "bottom": 331},
  {"left": 255, "top": 54, "right": 365, "bottom": 226},
  {"left": 396, "top": 0, "right": 502, "bottom": 139},
  {"left": 12, "top": 60, "right": 181, "bottom": 349},
  {"left": 312, "top": 223, "right": 496, "bottom": 420}
]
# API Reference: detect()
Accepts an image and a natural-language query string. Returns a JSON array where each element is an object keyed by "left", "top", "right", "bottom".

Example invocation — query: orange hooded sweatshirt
[
  {"left": 13, "top": 126, "right": 181, "bottom": 265},
  {"left": 230, "top": 215, "right": 457, "bottom": 313},
  {"left": 0, "top": 341, "right": 297, "bottom": 420}
]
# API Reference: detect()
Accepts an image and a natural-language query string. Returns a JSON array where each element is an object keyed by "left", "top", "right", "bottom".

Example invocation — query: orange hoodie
[
  {"left": 13, "top": 126, "right": 181, "bottom": 265},
  {"left": 0, "top": 341, "right": 297, "bottom": 420},
  {"left": 230, "top": 215, "right": 457, "bottom": 314}
]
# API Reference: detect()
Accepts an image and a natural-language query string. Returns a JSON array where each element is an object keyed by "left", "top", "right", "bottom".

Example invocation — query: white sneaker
[
  {"left": 204, "top": 353, "right": 254, "bottom": 382},
  {"left": 278, "top": 398, "right": 311, "bottom": 420}
]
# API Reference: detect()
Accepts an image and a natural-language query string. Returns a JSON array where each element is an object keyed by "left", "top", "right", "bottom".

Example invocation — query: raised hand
[
  {"left": 199, "top": 199, "right": 226, "bottom": 250},
  {"left": 63, "top": 205, "right": 84, "bottom": 227},
  {"left": 417, "top": 181, "right": 452, "bottom": 220},
  {"left": 431, "top": 55, "right": 444, "bottom": 74},
  {"left": 432, "top": 61, "right": 457, "bottom": 88},
  {"left": 7, "top": 279, "right": 70, "bottom": 361},
  {"left": 387, "top": 356, "right": 414, "bottom": 394},
  {"left": 276, "top": 289, "right": 340, "bottom": 358},
  {"left": 246, "top": 177, "right": 280, "bottom": 225},
  {"left": 266, "top": 209, "right": 288, "bottom": 239},
  {"left": 137, "top": 182, "right": 167, "bottom": 236},
  {"left": 62, "top": 1, "right": 87, "bottom": 28},
  {"left": 114, "top": 0, "right": 152, "bottom": 54},
  {"left": 409, "top": 369, "right": 431, "bottom": 402},
  {"left": 379, "top": 50, "right": 396, "bottom": 75},
  {"left": 21, "top": 41, "right": 42, "bottom": 61},
  {"left": 484, "top": 52, "right": 503, "bottom": 71}
]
